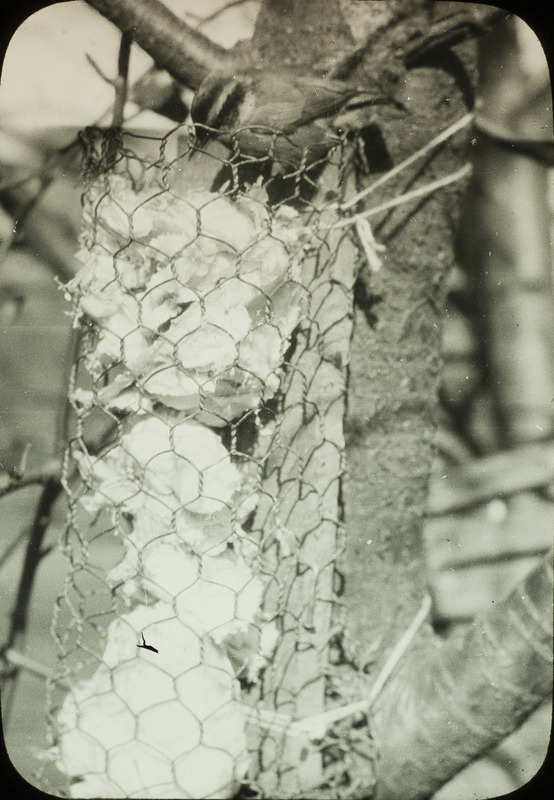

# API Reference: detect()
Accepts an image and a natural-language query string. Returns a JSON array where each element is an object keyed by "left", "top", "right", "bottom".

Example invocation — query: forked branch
[{"left": 84, "top": 0, "right": 232, "bottom": 89}]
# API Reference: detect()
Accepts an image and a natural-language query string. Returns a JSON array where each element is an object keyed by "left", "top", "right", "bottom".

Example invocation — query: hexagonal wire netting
[{"left": 45, "top": 121, "right": 364, "bottom": 799}]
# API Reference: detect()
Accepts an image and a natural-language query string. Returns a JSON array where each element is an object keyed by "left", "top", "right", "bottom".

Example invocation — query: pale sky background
[{"left": 0, "top": 0, "right": 259, "bottom": 160}]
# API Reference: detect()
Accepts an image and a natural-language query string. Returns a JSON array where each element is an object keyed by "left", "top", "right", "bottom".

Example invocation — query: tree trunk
[{"left": 339, "top": 0, "right": 472, "bottom": 670}]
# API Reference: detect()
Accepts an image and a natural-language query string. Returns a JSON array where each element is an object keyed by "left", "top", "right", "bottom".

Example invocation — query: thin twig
[
  {"left": 1, "top": 648, "right": 54, "bottom": 680},
  {"left": 196, "top": 0, "right": 251, "bottom": 28},
  {"left": 0, "top": 648, "right": 70, "bottom": 689},
  {"left": 85, "top": 53, "right": 117, "bottom": 87},
  {"left": 84, "top": 0, "right": 232, "bottom": 90},
  {"left": 0, "top": 414, "right": 119, "bottom": 502},
  {"left": 0, "top": 476, "right": 62, "bottom": 725},
  {"left": 102, "top": 31, "right": 133, "bottom": 168},
  {"left": 112, "top": 32, "right": 133, "bottom": 129},
  {"left": 0, "top": 412, "right": 119, "bottom": 728},
  {"left": 0, "top": 459, "right": 62, "bottom": 499}
]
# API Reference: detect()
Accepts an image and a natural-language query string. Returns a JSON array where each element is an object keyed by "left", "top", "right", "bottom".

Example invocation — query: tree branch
[
  {"left": 84, "top": 0, "right": 232, "bottom": 89},
  {"left": 372, "top": 557, "right": 553, "bottom": 800},
  {"left": 111, "top": 31, "right": 133, "bottom": 128},
  {"left": 428, "top": 440, "right": 554, "bottom": 516},
  {"left": 0, "top": 476, "right": 62, "bottom": 723},
  {"left": 0, "top": 458, "right": 61, "bottom": 500}
]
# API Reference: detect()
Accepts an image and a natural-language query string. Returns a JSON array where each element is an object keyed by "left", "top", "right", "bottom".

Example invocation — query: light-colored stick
[
  {"left": 338, "top": 112, "right": 473, "bottom": 211},
  {"left": 331, "top": 164, "right": 472, "bottom": 230}
]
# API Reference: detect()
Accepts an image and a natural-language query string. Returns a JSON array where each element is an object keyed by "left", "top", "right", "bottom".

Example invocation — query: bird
[{"left": 189, "top": 68, "right": 394, "bottom": 174}]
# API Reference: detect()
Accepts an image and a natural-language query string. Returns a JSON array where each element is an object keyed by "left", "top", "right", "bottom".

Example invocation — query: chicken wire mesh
[{"left": 44, "top": 122, "right": 369, "bottom": 799}]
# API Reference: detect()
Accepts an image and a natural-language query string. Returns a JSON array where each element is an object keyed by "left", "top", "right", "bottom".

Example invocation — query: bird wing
[
  {"left": 245, "top": 74, "right": 359, "bottom": 132},
  {"left": 287, "top": 77, "right": 361, "bottom": 127}
]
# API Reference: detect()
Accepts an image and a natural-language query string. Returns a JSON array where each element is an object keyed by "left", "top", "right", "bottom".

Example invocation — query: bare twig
[
  {"left": 0, "top": 476, "right": 62, "bottom": 724},
  {"left": 0, "top": 412, "right": 119, "bottom": 503},
  {"left": 196, "top": 0, "right": 252, "bottom": 28},
  {"left": 112, "top": 31, "right": 133, "bottom": 128},
  {"left": 85, "top": 53, "right": 117, "bottom": 87},
  {"left": 101, "top": 31, "right": 134, "bottom": 169},
  {"left": 0, "top": 458, "right": 61, "bottom": 499},
  {"left": 1, "top": 648, "right": 54, "bottom": 680},
  {"left": 0, "top": 406, "right": 118, "bottom": 729},
  {"left": 0, "top": 648, "right": 70, "bottom": 689},
  {"left": 84, "top": 0, "right": 232, "bottom": 89}
]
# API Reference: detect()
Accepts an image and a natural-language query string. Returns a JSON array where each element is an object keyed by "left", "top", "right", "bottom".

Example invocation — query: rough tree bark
[{"left": 74, "top": 1, "right": 553, "bottom": 798}]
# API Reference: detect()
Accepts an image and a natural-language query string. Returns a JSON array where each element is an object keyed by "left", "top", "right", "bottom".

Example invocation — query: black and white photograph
[{"left": 0, "top": 2, "right": 552, "bottom": 799}]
